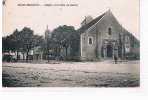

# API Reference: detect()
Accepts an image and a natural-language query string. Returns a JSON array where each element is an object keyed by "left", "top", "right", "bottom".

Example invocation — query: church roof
[{"left": 78, "top": 11, "right": 106, "bottom": 33}]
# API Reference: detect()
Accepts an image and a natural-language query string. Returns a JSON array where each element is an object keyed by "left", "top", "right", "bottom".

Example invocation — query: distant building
[
  {"left": 78, "top": 10, "right": 140, "bottom": 61},
  {"left": 45, "top": 25, "right": 51, "bottom": 40}
]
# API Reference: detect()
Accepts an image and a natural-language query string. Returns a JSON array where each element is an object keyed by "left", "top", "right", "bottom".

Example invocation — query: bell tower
[{"left": 45, "top": 25, "right": 51, "bottom": 40}]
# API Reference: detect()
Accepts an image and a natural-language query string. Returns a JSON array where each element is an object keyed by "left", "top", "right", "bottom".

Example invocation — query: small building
[{"left": 31, "top": 46, "right": 43, "bottom": 60}]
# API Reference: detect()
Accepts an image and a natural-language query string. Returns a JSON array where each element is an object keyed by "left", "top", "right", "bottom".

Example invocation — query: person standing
[{"left": 114, "top": 55, "right": 118, "bottom": 64}]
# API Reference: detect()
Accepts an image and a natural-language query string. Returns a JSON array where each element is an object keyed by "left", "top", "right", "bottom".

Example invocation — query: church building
[{"left": 77, "top": 10, "right": 139, "bottom": 61}]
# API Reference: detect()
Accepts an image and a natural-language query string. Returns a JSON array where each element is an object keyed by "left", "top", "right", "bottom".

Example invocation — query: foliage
[
  {"left": 3, "top": 25, "right": 80, "bottom": 60},
  {"left": 2, "top": 27, "right": 44, "bottom": 53},
  {"left": 51, "top": 25, "right": 80, "bottom": 57}
]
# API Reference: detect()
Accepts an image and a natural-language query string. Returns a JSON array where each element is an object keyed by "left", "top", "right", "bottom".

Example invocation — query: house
[
  {"left": 31, "top": 46, "right": 43, "bottom": 60},
  {"left": 78, "top": 10, "right": 140, "bottom": 61}
]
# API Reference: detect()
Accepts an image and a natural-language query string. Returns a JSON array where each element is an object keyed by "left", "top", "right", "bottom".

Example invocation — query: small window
[
  {"left": 108, "top": 27, "right": 112, "bottom": 35},
  {"left": 88, "top": 37, "right": 93, "bottom": 45},
  {"left": 125, "top": 36, "right": 130, "bottom": 43}
]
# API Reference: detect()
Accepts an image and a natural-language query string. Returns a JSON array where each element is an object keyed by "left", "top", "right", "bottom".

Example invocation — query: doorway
[{"left": 107, "top": 44, "right": 113, "bottom": 57}]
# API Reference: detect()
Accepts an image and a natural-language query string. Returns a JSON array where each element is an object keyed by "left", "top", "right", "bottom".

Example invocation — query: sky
[{"left": 3, "top": 0, "right": 139, "bottom": 39}]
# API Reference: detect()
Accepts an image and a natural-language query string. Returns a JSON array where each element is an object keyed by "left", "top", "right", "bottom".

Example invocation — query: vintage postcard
[{"left": 2, "top": 0, "right": 140, "bottom": 87}]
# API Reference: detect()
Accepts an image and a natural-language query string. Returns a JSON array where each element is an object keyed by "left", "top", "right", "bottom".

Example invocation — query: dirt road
[{"left": 2, "top": 61, "right": 140, "bottom": 87}]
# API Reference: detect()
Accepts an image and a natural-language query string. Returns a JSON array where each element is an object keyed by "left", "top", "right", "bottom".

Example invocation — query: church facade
[{"left": 78, "top": 10, "right": 140, "bottom": 61}]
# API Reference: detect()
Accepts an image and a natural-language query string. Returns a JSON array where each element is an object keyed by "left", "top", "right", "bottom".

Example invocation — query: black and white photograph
[{"left": 2, "top": 0, "right": 140, "bottom": 87}]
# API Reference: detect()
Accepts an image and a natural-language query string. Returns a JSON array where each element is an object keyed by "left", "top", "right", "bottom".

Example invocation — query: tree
[
  {"left": 51, "top": 25, "right": 80, "bottom": 59},
  {"left": 2, "top": 27, "right": 44, "bottom": 61},
  {"left": 19, "top": 27, "right": 44, "bottom": 61},
  {"left": 2, "top": 29, "right": 20, "bottom": 52}
]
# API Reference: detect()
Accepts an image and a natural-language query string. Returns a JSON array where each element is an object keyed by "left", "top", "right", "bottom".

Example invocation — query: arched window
[
  {"left": 108, "top": 27, "right": 112, "bottom": 35},
  {"left": 88, "top": 37, "right": 93, "bottom": 45}
]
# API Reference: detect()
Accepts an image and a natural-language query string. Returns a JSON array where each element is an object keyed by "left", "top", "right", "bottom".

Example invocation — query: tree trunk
[
  {"left": 26, "top": 50, "right": 29, "bottom": 62},
  {"left": 22, "top": 53, "right": 25, "bottom": 60},
  {"left": 65, "top": 47, "right": 68, "bottom": 57},
  {"left": 16, "top": 51, "right": 19, "bottom": 61}
]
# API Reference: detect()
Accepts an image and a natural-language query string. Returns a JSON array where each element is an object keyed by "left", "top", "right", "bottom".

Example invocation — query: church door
[{"left": 107, "top": 44, "right": 113, "bottom": 58}]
